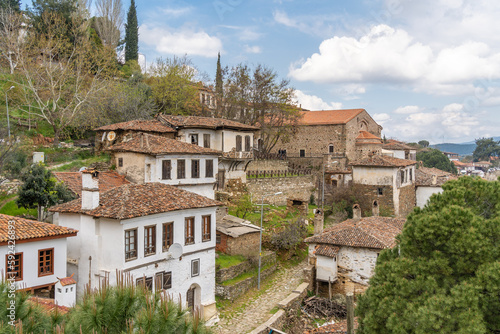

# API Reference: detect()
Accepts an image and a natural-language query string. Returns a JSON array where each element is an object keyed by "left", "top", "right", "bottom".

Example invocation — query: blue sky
[{"left": 26, "top": 0, "right": 500, "bottom": 144}]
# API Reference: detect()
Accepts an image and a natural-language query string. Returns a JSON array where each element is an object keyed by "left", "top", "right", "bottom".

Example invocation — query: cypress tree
[
  {"left": 215, "top": 52, "right": 223, "bottom": 96},
  {"left": 124, "top": 0, "right": 138, "bottom": 62}
]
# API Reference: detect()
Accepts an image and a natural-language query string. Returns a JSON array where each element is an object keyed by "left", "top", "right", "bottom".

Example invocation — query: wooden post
[
  {"left": 328, "top": 277, "right": 332, "bottom": 299},
  {"left": 347, "top": 292, "right": 354, "bottom": 334}
]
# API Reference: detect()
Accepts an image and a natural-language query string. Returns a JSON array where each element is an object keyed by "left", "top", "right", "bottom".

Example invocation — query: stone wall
[
  {"left": 247, "top": 160, "right": 289, "bottom": 172},
  {"left": 398, "top": 184, "right": 416, "bottom": 217},
  {"left": 226, "top": 232, "right": 260, "bottom": 257},
  {"left": 246, "top": 175, "right": 316, "bottom": 206},
  {"left": 215, "top": 264, "right": 277, "bottom": 300},
  {"left": 352, "top": 184, "right": 395, "bottom": 216},
  {"left": 216, "top": 252, "right": 276, "bottom": 283}
]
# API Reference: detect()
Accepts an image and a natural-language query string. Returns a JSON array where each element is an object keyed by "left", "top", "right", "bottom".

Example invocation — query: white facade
[
  {"left": 416, "top": 186, "right": 443, "bottom": 208},
  {"left": 54, "top": 279, "right": 76, "bottom": 307},
  {"left": 0, "top": 238, "right": 68, "bottom": 291},
  {"left": 55, "top": 205, "right": 218, "bottom": 320},
  {"left": 177, "top": 128, "right": 254, "bottom": 154},
  {"left": 316, "top": 255, "right": 337, "bottom": 282}
]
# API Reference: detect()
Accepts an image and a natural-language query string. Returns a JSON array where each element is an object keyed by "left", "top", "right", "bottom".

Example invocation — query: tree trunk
[
  {"left": 52, "top": 125, "right": 60, "bottom": 146},
  {"left": 37, "top": 205, "right": 43, "bottom": 221}
]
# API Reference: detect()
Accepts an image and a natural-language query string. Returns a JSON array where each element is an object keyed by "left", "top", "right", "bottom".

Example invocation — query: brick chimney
[
  {"left": 81, "top": 169, "right": 99, "bottom": 210},
  {"left": 353, "top": 204, "right": 361, "bottom": 221}
]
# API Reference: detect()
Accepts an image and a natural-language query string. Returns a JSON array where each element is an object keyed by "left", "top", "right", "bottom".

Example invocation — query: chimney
[
  {"left": 431, "top": 174, "right": 437, "bottom": 185},
  {"left": 314, "top": 209, "right": 324, "bottom": 235},
  {"left": 353, "top": 204, "right": 361, "bottom": 221},
  {"left": 81, "top": 169, "right": 99, "bottom": 210}
]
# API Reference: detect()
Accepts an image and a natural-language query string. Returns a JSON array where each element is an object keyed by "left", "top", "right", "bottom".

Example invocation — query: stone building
[
  {"left": 215, "top": 215, "right": 261, "bottom": 257},
  {"left": 382, "top": 140, "right": 417, "bottom": 160},
  {"left": 270, "top": 109, "right": 382, "bottom": 162},
  {"left": 350, "top": 155, "right": 417, "bottom": 217},
  {"left": 305, "top": 207, "right": 405, "bottom": 294}
]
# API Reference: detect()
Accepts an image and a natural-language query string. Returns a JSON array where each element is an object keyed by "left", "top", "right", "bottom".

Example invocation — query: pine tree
[
  {"left": 0, "top": 0, "right": 21, "bottom": 11},
  {"left": 124, "top": 0, "right": 138, "bottom": 62}
]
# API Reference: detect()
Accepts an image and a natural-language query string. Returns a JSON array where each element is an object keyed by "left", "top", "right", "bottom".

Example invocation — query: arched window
[{"left": 329, "top": 144, "right": 334, "bottom": 153}]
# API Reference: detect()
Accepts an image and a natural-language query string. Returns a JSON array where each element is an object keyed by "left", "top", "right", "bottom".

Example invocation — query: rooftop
[
  {"left": 157, "top": 114, "right": 259, "bottom": 131},
  {"left": 53, "top": 171, "right": 130, "bottom": 197},
  {"left": 0, "top": 214, "right": 77, "bottom": 245},
  {"left": 49, "top": 183, "right": 222, "bottom": 220},
  {"left": 94, "top": 119, "right": 175, "bottom": 133},
  {"left": 350, "top": 155, "right": 417, "bottom": 168},
  {"left": 382, "top": 141, "right": 414, "bottom": 151},
  {"left": 305, "top": 216, "right": 405, "bottom": 249},
  {"left": 217, "top": 215, "right": 262, "bottom": 237},
  {"left": 299, "top": 109, "right": 365, "bottom": 125},
  {"left": 107, "top": 133, "right": 221, "bottom": 156},
  {"left": 416, "top": 165, "right": 457, "bottom": 186}
]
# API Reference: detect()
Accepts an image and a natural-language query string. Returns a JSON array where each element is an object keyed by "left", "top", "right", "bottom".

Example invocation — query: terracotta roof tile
[
  {"left": 416, "top": 166, "right": 457, "bottom": 186},
  {"left": 94, "top": 120, "right": 175, "bottom": 133},
  {"left": 59, "top": 274, "right": 77, "bottom": 286},
  {"left": 0, "top": 214, "right": 78, "bottom": 245},
  {"left": 53, "top": 171, "right": 130, "bottom": 198},
  {"left": 305, "top": 216, "right": 405, "bottom": 249},
  {"left": 157, "top": 114, "right": 259, "bottom": 131},
  {"left": 350, "top": 155, "right": 417, "bottom": 167},
  {"left": 315, "top": 244, "right": 340, "bottom": 258},
  {"left": 382, "top": 142, "right": 414, "bottom": 151},
  {"left": 356, "top": 131, "right": 381, "bottom": 140},
  {"left": 299, "top": 109, "right": 365, "bottom": 125},
  {"left": 107, "top": 133, "right": 221, "bottom": 156},
  {"left": 49, "top": 183, "right": 222, "bottom": 220}
]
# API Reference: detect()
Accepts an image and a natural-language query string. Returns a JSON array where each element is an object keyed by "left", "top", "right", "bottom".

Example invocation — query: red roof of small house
[
  {"left": 314, "top": 244, "right": 340, "bottom": 258},
  {"left": 49, "top": 183, "right": 222, "bottom": 220},
  {"left": 0, "top": 214, "right": 78, "bottom": 245},
  {"left": 305, "top": 216, "right": 405, "bottom": 250},
  {"left": 107, "top": 133, "right": 221, "bottom": 156},
  {"left": 356, "top": 131, "right": 381, "bottom": 140},
  {"left": 58, "top": 274, "right": 77, "bottom": 286},
  {"left": 157, "top": 114, "right": 259, "bottom": 131},
  {"left": 350, "top": 155, "right": 417, "bottom": 168},
  {"left": 53, "top": 171, "right": 130, "bottom": 198},
  {"left": 299, "top": 109, "right": 365, "bottom": 125},
  {"left": 416, "top": 165, "right": 457, "bottom": 186},
  {"left": 94, "top": 119, "right": 176, "bottom": 133}
]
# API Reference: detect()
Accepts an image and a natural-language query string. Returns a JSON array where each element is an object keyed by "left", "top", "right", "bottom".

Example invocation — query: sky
[{"left": 26, "top": 0, "right": 500, "bottom": 144}]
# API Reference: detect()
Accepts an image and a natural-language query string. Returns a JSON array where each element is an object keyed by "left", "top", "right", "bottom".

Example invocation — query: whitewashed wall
[
  {"left": 337, "top": 246, "right": 379, "bottom": 285},
  {"left": 416, "top": 186, "right": 442, "bottom": 208}
]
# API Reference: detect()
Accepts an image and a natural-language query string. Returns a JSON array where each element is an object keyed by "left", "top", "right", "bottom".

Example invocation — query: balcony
[{"left": 222, "top": 147, "right": 254, "bottom": 159}]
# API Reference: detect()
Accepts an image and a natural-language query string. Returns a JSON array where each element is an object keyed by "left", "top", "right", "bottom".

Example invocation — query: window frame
[
  {"left": 236, "top": 135, "right": 242, "bottom": 152},
  {"left": 191, "top": 159, "right": 200, "bottom": 178},
  {"left": 205, "top": 159, "right": 214, "bottom": 178},
  {"left": 190, "top": 134, "right": 199, "bottom": 145},
  {"left": 118, "top": 157, "right": 123, "bottom": 167},
  {"left": 377, "top": 187, "right": 384, "bottom": 196},
  {"left": 244, "top": 135, "right": 251, "bottom": 152},
  {"left": 155, "top": 271, "right": 172, "bottom": 291},
  {"left": 6, "top": 252, "right": 23, "bottom": 281},
  {"left": 203, "top": 134, "right": 211, "bottom": 148},
  {"left": 144, "top": 225, "right": 156, "bottom": 257},
  {"left": 38, "top": 248, "right": 54, "bottom": 277},
  {"left": 185, "top": 217, "right": 195, "bottom": 245},
  {"left": 299, "top": 149, "right": 305, "bottom": 157},
  {"left": 191, "top": 259, "right": 200, "bottom": 277},
  {"left": 177, "top": 159, "right": 186, "bottom": 179},
  {"left": 329, "top": 145, "right": 334, "bottom": 153},
  {"left": 202, "top": 215, "right": 211, "bottom": 242},
  {"left": 162, "top": 160, "right": 171, "bottom": 180},
  {"left": 125, "top": 228, "right": 138, "bottom": 261},
  {"left": 162, "top": 222, "right": 174, "bottom": 252}
]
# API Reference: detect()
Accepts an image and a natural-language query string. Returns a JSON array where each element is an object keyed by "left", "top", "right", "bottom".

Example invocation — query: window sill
[{"left": 125, "top": 257, "right": 137, "bottom": 262}]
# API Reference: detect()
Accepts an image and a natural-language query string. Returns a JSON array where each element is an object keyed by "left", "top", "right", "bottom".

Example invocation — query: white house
[
  {"left": 157, "top": 114, "right": 259, "bottom": 187},
  {"left": 108, "top": 132, "right": 220, "bottom": 199},
  {"left": 305, "top": 207, "right": 405, "bottom": 294},
  {"left": 382, "top": 141, "right": 417, "bottom": 160},
  {"left": 49, "top": 169, "right": 221, "bottom": 321},
  {"left": 0, "top": 214, "right": 77, "bottom": 305},
  {"left": 415, "top": 165, "right": 457, "bottom": 208}
]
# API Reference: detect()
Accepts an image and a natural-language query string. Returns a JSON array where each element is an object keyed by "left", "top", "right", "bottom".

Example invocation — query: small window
[
  {"left": 6, "top": 253, "right": 23, "bottom": 281},
  {"left": 202, "top": 215, "right": 211, "bottom": 242},
  {"left": 66, "top": 288, "right": 68, "bottom": 293},
  {"left": 191, "top": 259, "right": 200, "bottom": 277},
  {"left": 38, "top": 248, "right": 54, "bottom": 277},
  {"left": 177, "top": 160, "right": 186, "bottom": 179},
  {"left": 190, "top": 134, "right": 199, "bottom": 145},
  {"left": 155, "top": 271, "right": 172, "bottom": 291},
  {"left": 245, "top": 135, "right": 251, "bottom": 152},
  {"left": 191, "top": 160, "right": 200, "bottom": 178},
  {"left": 185, "top": 217, "right": 195, "bottom": 245},
  {"left": 125, "top": 229, "right": 137, "bottom": 261},
  {"left": 162, "top": 160, "right": 171, "bottom": 180},
  {"left": 378, "top": 187, "right": 383, "bottom": 195},
  {"left": 58, "top": 288, "right": 62, "bottom": 293},
  {"left": 162, "top": 222, "right": 173, "bottom": 251},
  {"left": 236, "top": 135, "right": 242, "bottom": 152},
  {"left": 118, "top": 157, "right": 123, "bottom": 167},
  {"left": 144, "top": 225, "right": 156, "bottom": 256},
  {"left": 410, "top": 169, "right": 413, "bottom": 181},
  {"left": 216, "top": 233, "right": 221, "bottom": 244},
  {"left": 400, "top": 170, "right": 405, "bottom": 183},
  {"left": 205, "top": 159, "right": 214, "bottom": 178},
  {"left": 329, "top": 145, "right": 334, "bottom": 153},
  {"left": 136, "top": 277, "right": 153, "bottom": 291},
  {"left": 203, "top": 134, "right": 211, "bottom": 148},
  {"left": 300, "top": 149, "right": 305, "bottom": 157}
]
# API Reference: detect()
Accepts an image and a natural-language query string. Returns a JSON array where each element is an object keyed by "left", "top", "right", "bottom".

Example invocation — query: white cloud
[
  {"left": 294, "top": 90, "right": 342, "bottom": 110},
  {"left": 373, "top": 113, "right": 391, "bottom": 126},
  {"left": 160, "top": 7, "right": 192, "bottom": 17},
  {"left": 140, "top": 25, "right": 222, "bottom": 58},
  {"left": 289, "top": 24, "right": 500, "bottom": 95},
  {"left": 394, "top": 105, "right": 422, "bottom": 114},
  {"left": 244, "top": 45, "right": 261, "bottom": 54},
  {"left": 273, "top": 10, "right": 339, "bottom": 37}
]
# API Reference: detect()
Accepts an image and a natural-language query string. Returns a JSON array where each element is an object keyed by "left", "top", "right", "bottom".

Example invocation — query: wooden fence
[{"left": 247, "top": 168, "right": 312, "bottom": 178}]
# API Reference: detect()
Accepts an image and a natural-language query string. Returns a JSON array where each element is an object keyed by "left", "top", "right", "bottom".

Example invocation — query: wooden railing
[{"left": 247, "top": 168, "right": 312, "bottom": 178}]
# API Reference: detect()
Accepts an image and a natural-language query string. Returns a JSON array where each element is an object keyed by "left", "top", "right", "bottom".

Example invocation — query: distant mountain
[{"left": 430, "top": 136, "right": 500, "bottom": 156}]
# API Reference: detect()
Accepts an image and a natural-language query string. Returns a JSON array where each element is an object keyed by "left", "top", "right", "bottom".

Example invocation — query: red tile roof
[
  {"left": 0, "top": 214, "right": 78, "bottom": 245},
  {"left": 299, "top": 109, "right": 365, "bottom": 125},
  {"left": 49, "top": 183, "right": 222, "bottom": 220},
  {"left": 157, "top": 114, "right": 259, "bottom": 131},
  {"left": 305, "top": 216, "right": 405, "bottom": 249},
  {"left": 53, "top": 171, "right": 130, "bottom": 198},
  {"left": 350, "top": 155, "right": 417, "bottom": 167},
  {"left": 106, "top": 133, "right": 221, "bottom": 156},
  {"left": 382, "top": 141, "right": 414, "bottom": 151},
  {"left": 94, "top": 120, "right": 175, "bottom": 133},
  {"left": 315, "top": 244, "right": 340, "bottom": 258},
  {"left": 356, "top": 131, "right": 380, "bottom": 140},
  {"left": 416, "top": 165, "right": 457, "bottom": 186},
  {"left": 58, "top": 274, "right": 77, "bottom": 286}
]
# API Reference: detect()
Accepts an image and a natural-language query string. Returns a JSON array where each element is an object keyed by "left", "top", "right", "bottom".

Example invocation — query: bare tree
[
  {"left": 14, "top": 12, "right": 115, "bottom": 143},
  {"left": 94, "top": 0, "right": 123, "bottom": 48},
  {"left": 0, "top": 7, "right": 23, "bottom": 74}
]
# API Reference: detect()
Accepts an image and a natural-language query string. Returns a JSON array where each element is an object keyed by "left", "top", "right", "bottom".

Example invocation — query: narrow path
[{"left": 214, "top": 259, "right": 308, "bottom": 334}]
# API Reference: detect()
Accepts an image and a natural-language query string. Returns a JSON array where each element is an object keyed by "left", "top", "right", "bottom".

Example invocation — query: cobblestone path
[{"left": 213, "top": 259, "right": 308, "bottom": 334}]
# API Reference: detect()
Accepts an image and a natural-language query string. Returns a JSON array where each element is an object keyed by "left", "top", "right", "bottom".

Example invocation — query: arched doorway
[{"left": 186, "top": 283, "right": 201, "bottom": 316}]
